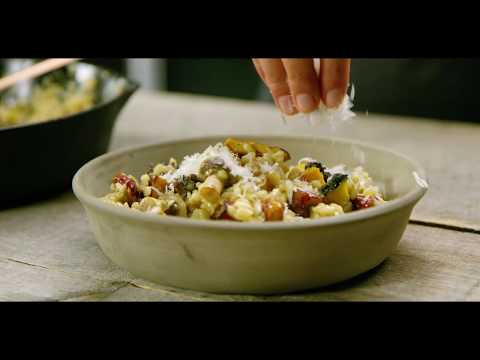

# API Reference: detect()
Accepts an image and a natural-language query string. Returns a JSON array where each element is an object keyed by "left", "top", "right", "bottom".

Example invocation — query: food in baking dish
[{"left": 0, "top": 78, "right": 97, "bottom": 128}]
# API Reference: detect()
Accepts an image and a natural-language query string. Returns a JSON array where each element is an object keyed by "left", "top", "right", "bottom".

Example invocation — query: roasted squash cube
[
  {"left": 301, "top": 167, "right": 325, "bottom": 184},
  {"left": 224, "top": 138, "right": 256, "bottom": 155},
  {"left": 325, "top": 180, "right": 350, "bottom": 206},
  {"left": 262, "top": 200, "right": 284, "bottom": 221}
]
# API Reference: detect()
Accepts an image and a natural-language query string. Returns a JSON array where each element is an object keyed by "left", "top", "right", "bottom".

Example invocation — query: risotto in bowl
[{"left": 73, "top": 135, "right": 428, "bottom": 294}]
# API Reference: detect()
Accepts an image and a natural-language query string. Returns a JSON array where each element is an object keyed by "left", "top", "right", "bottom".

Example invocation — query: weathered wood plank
[
  {"left": 0, "top": 258, "right": 128, "bottom": 301},
  {"left": 65, "top": 284, "right": 200, "bottom": 302},
  {"left": 112, "top": 91, "right": 480, "bottom": 230},
  {"left": 0, "top": 192, "right": 133, "bottom": 283},
  {"left": 76, "top": 225, "right": 480, "bottom": 302}
]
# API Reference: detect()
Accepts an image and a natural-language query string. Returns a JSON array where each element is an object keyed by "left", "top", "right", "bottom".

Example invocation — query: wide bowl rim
[
  {"left": 0, "top": 61, "right": 139, "bottom": 133},
  {"left": 72, "top": 134, "right": 428, "bottom": 230}
]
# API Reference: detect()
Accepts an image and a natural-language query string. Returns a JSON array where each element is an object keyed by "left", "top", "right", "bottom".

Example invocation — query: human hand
[{"left": 252, "top": 59, "right": 351, "bottom": 115}]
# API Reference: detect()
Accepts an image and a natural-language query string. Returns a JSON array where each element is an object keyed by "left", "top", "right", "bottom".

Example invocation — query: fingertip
[
  {"left": 280, "top": 59, "right": 320, "bottom": 113},
  {"left": 295, "top": 93, "right": 318, "bottom": 113},
  {"left": 277, "top": 95, "right": 298, "bottom": 115},
  {"left": 320, "top": 59, "right": 351, "bottom": 109},
  {"left": 325, "top": 89, "right": 345, "bottom": 108}
]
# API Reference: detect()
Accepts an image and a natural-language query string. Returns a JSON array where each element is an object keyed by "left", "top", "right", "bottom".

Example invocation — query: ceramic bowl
[{"left": 73, "top": 135, "right": 428, "bottom": 295}]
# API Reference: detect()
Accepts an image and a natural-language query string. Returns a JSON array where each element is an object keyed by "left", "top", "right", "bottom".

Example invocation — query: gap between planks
[{"left": 409, "top": 219, "right": 480, "bottom": 235}]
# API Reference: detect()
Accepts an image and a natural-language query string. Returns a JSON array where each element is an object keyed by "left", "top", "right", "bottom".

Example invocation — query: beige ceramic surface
[{"left": 73, "top": 135, "right": 427, "bottom": 295}]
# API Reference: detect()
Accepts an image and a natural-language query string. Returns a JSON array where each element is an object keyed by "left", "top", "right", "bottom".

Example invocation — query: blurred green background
[
  {"left": 89, "top": 58, "right": 260, "bottom": 100},
  {"left": 89, "top": 59, "right": 480, "bottom": 123}
]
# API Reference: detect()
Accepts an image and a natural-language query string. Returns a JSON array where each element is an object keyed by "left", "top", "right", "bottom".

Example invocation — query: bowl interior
[
  {"left": 77, "top": 135, "right": 427, "bottom": 204},
  {"left": 0, "top": 59, "right": 137, "bottom": 120}
]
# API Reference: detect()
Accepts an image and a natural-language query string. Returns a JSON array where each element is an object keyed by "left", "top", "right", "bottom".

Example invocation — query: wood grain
[
  {"left": 0, "top": 193, "right": 133, "bottom": 284},
  {"left": 0, "top": 258, "right": 127, "bottom": 302}
]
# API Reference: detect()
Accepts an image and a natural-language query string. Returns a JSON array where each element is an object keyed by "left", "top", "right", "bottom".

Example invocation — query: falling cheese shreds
[{"left": 310, "top": 94, "right": 356, "bottom": 126}]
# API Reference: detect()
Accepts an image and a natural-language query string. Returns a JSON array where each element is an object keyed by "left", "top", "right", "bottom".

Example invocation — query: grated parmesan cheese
[
  {"left": 306, "top": 85, "right": 356, "bottom": 127},
  {"left": 314, "top": 94, "right": 356, "bottom": 124},
  {"left": 260, "top": 162, "right": 274, "bottom": 173},
  {"left": 298, "top": 157, "right": 317, "bottom": 165},
  {"left": 326, "top": 164, "right": 348, "bottom": 177},
  {"left": 163, "top": 143, "right": 252, "bottom": 182},
  {"left": 293, "top": 179, "right": 316, "bottom": 194}
]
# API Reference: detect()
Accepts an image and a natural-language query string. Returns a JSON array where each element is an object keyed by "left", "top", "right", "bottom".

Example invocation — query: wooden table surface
[{"left": 1, "top": 90, "right": 479, "bottom": 301}]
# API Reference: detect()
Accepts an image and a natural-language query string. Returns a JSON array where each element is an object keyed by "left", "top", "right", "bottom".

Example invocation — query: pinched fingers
[{"left": 253, "top": 58, "right": 351, "bottom": 114}]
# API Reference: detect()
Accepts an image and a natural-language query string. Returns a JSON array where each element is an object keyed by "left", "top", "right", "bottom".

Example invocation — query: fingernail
[
  {"left": 295, "top": 94, "right": 317, "bottom": 113},
  {"left": 326, "top": 89, "right": 343, "bottom": 108},
  {"left": 278, "top": 95, "right": 296, "bottom": 115}
]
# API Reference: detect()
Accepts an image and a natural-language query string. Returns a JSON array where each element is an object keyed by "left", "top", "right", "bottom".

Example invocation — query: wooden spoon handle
[{"left": 0, "top": 58, "right": 81, "bottom": 93}]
